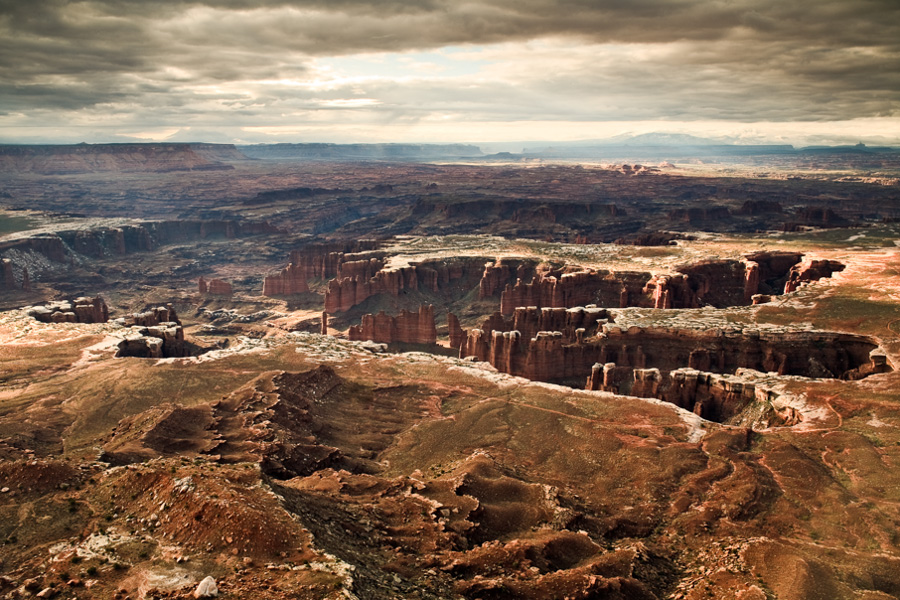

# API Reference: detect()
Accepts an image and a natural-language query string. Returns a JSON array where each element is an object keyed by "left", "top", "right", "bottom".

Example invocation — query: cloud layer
[{"left": 1, "top": 0, "right": 898, "bottom": 143}]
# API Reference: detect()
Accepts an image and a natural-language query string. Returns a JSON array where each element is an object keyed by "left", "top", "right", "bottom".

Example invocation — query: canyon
[{"left": 1, "top": 144, "right": 899, "bottom": 600}]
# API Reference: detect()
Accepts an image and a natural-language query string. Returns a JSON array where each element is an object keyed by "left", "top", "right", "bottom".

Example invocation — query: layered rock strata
[
  {"left": 497, "top": 253, "right": 835, "bottom": 313},
  {"left": 348, "top": 305, "right": 437, "bottom": 345},
  {"left": 463, "top": 321, "right": 887, "bottom": 384},
  {"left": 324, "top": 257, "right": 485, "bottom": 313}
]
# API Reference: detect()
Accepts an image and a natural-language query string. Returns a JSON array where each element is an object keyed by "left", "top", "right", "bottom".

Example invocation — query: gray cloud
[{"left": 0, "top": 0, "right": 898, "bottom": 141}]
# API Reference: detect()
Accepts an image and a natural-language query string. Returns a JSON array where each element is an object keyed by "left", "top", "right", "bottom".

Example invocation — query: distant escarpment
[
  {"left": 0, "top": 220, "right": 279, "bottom": 289},
  {"left": 0, "top": 143, "right": 245, "bottom": 174},
  {"left": 239, "top": 143, "right": 482, "bottom": 161}
]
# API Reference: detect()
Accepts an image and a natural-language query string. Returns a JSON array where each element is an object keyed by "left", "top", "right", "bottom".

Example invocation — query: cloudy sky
[{"left": 1, "top": 0, "right": 898, "bottom": 147}]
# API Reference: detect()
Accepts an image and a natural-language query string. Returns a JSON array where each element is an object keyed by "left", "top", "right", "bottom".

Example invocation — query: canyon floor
[{"left": 1, "top": 146, "right": 900, "bottom": 599}]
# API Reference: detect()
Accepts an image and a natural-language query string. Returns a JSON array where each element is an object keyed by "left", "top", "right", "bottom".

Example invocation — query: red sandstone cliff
[
  {"left": 464, "top": 320, "right": 886, "bottom": 384},
  {"left": 348, "top": 305, "right": 437, "bottom": 345},
  {"left": 262, "top": 242, "right": 382, "bottom": 297},
  {"left": 324, "top": 257, "right": 485, "bottom": 313}
]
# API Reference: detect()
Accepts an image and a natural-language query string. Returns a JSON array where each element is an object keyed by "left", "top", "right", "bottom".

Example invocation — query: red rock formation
[
  {"left": 199, "top": 277, "right": 233, "bottom": 295},
  {"left": 27, "top": 296, "right": 109, "bottom": 323},
  {"left": 348, "top": 305, "right": 437, "bottom": 345},
  {"left": 500, "top": 269, "right": 653, "bottom": 314},
  {"left": 466, "top": 321, "right": 886, "bottom": 384},
  {"left": 126, "top": 304, "right": 180, "bottom": 327},
  {"left": 783, "top": 259, "right": 845, "bottom": 293},
  {"left": 479, "top": 259, "right": 536, "bottom": 299},
  {"left": 116, "top": 323, "right": 187, "bottom": 358},
  {"left": 262, "top": 242, "right": 382, "bottom": 297},
  {"left": 841, "top": 349, "right": 892, "bottom": 380},
  {"left": 337, "top": 257, "right": 385, "bottom": 281},
  {"left": 448, "top": 313, "right": 466, "bottom": 350},
  {"left": 321, "top": 311, "right": 329, "bottom": 335},
  {"left": 325, "top": 258, "right": 485, "bottom": 313},
  {"left": 263, "top": 262, "right": 311, "bottom": 295}
]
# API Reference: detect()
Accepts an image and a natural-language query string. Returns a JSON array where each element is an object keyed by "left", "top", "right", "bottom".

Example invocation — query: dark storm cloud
[{"left": 0, "top": 0, "right": 897, "bottom": 134}]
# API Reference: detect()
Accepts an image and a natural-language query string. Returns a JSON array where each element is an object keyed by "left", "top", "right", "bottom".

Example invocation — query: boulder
[{"left": 194, "top": 576, "right": 218, "bottom": 598}]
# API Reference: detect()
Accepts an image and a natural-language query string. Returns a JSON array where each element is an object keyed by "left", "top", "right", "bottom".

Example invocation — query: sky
[{"left": 0, "top": 0, "right": 898, "bottom": 147}]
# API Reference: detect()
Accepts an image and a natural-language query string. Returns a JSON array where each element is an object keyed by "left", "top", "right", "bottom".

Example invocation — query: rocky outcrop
[
  {"left": 262, "top": 262, "right": 311, "bottom": 295},
  {"left": 499, "top": 260, "right": 766, "bottom": 313},
  {"left": 784, "top": 259, "right": 845, "bottom": 293},
  {"left": 122, "top": 304, "right": 181, "bottom": 327},
  {"left": 739, "top": 200, "right": 783, "bottom": 215},
  {"left": 113, "top": 305, "right": 185, "bottom": 358},
  {"left": 26, "top": 296, "right": 109, "bottom": 323},
  {"left": 668, "top": 206, "right": 731, "bottom": 223},
  {"left": 198, "top": 277, "right": 233, "bottom": 295},
  {"left": 348, "top": 305, "right": 437, "bottom": 345},
  {"left": 116, "top": 323, "right": 188, "bottom": 358}
]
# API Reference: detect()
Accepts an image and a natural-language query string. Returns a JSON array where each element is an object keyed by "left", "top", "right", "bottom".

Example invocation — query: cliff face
[
  {"left": 585, "top": 365, "right": 802, "bottom": 425},
  {"left": 464, "top": 321, "right": 887, "bottom": 385},
  {"left": 0, "top": 143, "right": 244, "bottom": 174},
  {"left": 500, "top": 269, "right": 654, "bottom": 314},
  {"left": 324, "top": 257, "right": 485, "bottom": 313},
  {"left": 0, "top": 220, "right": 277, "bottom": 264},
  {"left": 262, "top": 242, "right": 382, "bottom": 297},
  {"left": 495, "top": 253, "right": 822, "bottom": 314},
  {"left": 348, "top": 305, "right": 437, "bottom": 345}
]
